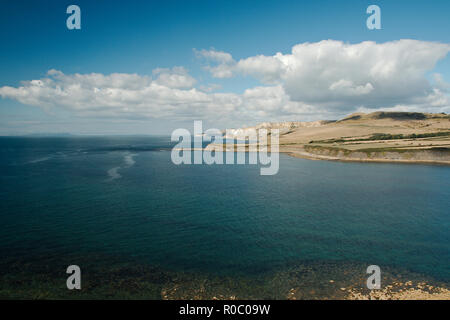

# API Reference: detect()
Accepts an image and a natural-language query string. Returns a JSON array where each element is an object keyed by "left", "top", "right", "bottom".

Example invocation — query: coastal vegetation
[{"left": 221, "top": 111, "right": 450, "bottom": 164}]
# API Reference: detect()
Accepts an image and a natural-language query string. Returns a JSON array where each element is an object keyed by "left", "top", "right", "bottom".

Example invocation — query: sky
[{"left": 1, "top": 0, "right": 450, "bottom": 135}]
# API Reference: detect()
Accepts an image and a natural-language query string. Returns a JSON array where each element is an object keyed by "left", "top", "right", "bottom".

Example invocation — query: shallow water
[{"left": 0, "top": 136, "right": 449, "bottom": 298}]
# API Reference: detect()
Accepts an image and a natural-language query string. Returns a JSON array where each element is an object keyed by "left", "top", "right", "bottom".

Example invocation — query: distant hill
[
  {"left": 219, "top": 111, "right": 450, "bottom": 164},
  {"left": 340, "top": 111, "right": 449, "bottom": 122},
  {"left": 22, "top": 133, "right": 75, "bottom": 137}
]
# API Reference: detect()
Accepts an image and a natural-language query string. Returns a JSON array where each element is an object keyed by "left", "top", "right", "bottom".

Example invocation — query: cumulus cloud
[
  {"left": 199, "top": 40, "right": 450, "bottom": 113},
  {"left": 236, "top": 55, "right": 286, "bottom": 84},
  {"left": 1, "top": 40, "right": 450, "bottom": 128},
  {"left": 0, "top": 70, "right": 326, "bottom": 125},
  {"left": 241, "top": 85, "right": 316, "bottom": 118},
  {"left": 195, "top": 49, "right": 235, "bottom": 78},
  {"left": 194, "top": 48, "right": 234, "bottom": 64},
  {"left": 0, "top": 69, "right": 241, "bottom": 121},
  {"left": 152, "top": 66, "right": 196, "bottom": 89}
]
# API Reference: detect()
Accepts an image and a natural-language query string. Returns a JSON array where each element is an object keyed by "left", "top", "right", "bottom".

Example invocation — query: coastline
[
  {"left": 214, "top": 111, "right": 450, "bottom": 166},
  {"left": 281, "top": 147, "right": 450, "bottom": 166},
  {"left": 1, "top": 136, "right": 449, "bottom": 300},
  {"left": 180, "top": 145, "right": 450, "bottom": 166},
  {"left": 1, "top": 255, "right": 448, "bottom": 300}
]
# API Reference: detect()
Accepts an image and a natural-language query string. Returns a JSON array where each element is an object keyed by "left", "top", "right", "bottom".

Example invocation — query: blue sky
[{"left": 1, "top": 0, "right": 450, "bottom": 134}]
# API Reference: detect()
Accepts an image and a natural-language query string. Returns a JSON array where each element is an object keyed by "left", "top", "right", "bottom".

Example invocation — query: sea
[{"left": 0, "top": 136, "right": 448, "bottom": 299}]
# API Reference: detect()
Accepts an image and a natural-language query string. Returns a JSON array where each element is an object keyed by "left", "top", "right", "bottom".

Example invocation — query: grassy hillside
[{"left": 219, "top": 111, "right": 450, "bottom": 163}]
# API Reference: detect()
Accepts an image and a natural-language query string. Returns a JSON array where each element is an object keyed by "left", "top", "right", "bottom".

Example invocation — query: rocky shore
[{"left": 281, "top": 145, "right": 450, "bottom": 165}]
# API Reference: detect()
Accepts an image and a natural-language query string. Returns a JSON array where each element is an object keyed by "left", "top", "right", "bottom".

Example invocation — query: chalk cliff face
[
  {"left": 223, "top": 120, "right": 333, "bottom": 138},
  {"left": 218, "top": 112, "right": 450, "bottom": 164}
]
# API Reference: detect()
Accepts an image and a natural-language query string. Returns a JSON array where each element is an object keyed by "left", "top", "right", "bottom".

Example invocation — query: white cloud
[
  {"left": 241, "top": 85, "right": 316, "bottom": 117},
  {"left": 199, "top": 40, "right": 450, "bottom": 113},
  {"left": 236, "top": 55, "right": 285, "bottom": 83},
  {"left": 152, "top": 66, "right": 196, "bottom": 89},
  {"left": 329, "top": 80, "right": 374, "bottom": 96},
  {"left": 0, "top": 70, "right": 329, "bottom": 126},
  {"left": 0, "top": 69, "right": 242, "bottom": 121},
  {"left": 194, "top": 48, "right": 234, "bottom": 64},
  {"left": 194, "top": 49, "right": 235, "bottom": 78},
  {"left": 1, "top": 40, "right": 450, "bottom": 129}
]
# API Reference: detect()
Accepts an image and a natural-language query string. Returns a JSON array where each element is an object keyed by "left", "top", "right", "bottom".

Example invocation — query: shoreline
[
  {"left": 281, "top": 148, "right": 450, "bottom": 166},
  {"left": 1, "top": 256, "right": 448, "bottom": 300},
  {"left": 1, "top": 251, "right": 449, "bottom": 300},
  {"left": 177, "top": 146, "right": 450, "bottom": 166}
]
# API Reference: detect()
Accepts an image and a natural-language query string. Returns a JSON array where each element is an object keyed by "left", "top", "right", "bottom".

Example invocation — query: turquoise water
[{"left": 0, "top": 136, "right": 449, "bottom": 286}]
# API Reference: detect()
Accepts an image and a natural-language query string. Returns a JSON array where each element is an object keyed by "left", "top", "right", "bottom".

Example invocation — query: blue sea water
[{"left": 0, "top": 136, "right": 449, "bottom": 283}]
